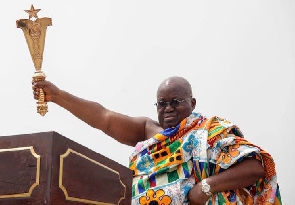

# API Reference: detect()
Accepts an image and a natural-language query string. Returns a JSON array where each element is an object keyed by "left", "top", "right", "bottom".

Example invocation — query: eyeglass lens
[{"left": 158, "top": 99, "right": 181, "bottom": 108}]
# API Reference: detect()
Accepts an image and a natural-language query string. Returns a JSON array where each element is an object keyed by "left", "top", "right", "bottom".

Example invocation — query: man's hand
[
  {"left": 188, "top": 182, "right": 210, "bottom": 205},
  {"left": 32, "top": 80, "right": 60, "bottom": 102}
]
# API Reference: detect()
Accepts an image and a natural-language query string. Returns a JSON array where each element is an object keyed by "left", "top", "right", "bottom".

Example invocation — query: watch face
[{"left": 203, "top": 185, "right": 210, "bottom": 192}]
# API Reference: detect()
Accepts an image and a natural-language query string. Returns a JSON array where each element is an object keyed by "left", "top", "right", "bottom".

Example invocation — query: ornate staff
[{"left": 16, "top": 5, "right": 52, "bottom": 116}]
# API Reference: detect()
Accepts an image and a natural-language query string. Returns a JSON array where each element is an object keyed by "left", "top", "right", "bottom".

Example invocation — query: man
[{"left": 33, "top": 76, "right": 281, "bottom": 204}]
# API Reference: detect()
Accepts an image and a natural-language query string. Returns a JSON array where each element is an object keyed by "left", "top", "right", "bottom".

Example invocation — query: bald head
[{"left": 157, "top": 76, "right": 192, "bottom": 98}]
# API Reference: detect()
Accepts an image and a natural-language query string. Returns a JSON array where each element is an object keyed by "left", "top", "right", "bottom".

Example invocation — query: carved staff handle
[{"left": 32, "top": 71, "right": 48, "bottom": 116}]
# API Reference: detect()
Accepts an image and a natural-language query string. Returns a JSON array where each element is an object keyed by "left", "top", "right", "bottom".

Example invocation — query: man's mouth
[{"left": 164, "top": 115, "right": 176, "bottom": 121}]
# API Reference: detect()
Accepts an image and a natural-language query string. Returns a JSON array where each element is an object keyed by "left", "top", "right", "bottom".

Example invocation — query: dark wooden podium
[{"left": 0, "top": 132, "right": 132, "bottom": 205}]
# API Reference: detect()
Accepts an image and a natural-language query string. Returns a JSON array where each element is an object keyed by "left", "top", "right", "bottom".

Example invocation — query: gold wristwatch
[{"left": 201, "top": 179, "right": 212, "bottom": 196}]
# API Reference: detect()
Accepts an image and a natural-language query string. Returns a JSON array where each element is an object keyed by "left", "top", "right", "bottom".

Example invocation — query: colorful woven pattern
[{"left": 129, "top": 112, "right": 282, "bottom": 204}]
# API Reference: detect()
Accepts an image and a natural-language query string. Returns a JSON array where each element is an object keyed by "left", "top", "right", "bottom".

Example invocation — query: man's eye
[{"left": 158, "top": 101, "right": 166, "bottom": 106}]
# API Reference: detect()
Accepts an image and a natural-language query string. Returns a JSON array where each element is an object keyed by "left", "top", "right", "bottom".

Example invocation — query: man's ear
[{"left": 191, "top": 97, "right": 197, "bottom": 110}]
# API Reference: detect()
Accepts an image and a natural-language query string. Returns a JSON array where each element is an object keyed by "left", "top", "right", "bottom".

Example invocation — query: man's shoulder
[
  {"left": 145, "top": 118, "right": 163, "bottom": 140},
  {"left": 204, "top": 115, "right": 244, "bottom": 139},
  {"left": 192, "top": 113, "right": 234, "bottom": 128}
]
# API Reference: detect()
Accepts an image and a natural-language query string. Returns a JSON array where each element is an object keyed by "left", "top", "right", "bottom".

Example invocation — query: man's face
[{"left": 156, "top": 83, "right": 195, "bottom": 129}]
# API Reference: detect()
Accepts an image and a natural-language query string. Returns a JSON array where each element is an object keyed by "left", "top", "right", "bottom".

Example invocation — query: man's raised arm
[{"left": 33, "top": 80, "right": 151, "bottom": 146}]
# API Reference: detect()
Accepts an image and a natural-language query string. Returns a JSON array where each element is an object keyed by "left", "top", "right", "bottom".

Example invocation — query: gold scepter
[{"left": 16, "top": 5, "right": 52, "bottom": 116}]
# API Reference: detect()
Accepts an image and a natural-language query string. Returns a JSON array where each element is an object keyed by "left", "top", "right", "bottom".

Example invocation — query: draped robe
[{"left": 129, "top": 112, "right": 282, "bottom": 204}]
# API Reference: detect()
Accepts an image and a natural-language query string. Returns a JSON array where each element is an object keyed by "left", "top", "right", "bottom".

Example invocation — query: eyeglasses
[{"left": 154, "top": 98, "right": 191, "bottom": 109}]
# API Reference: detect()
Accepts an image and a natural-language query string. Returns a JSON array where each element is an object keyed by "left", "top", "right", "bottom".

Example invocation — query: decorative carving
[
  {"left": 16, "top": 5, "right": 52, "bottom": 116},
  {"left": 0, "top": 146, "right": 40, "bottom": 199},
  {"left": 59, "top": 149, "right": 127, "bottom": 205}
]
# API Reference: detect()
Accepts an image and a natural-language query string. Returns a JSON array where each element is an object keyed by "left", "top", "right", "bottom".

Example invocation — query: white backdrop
[{"left": 1, "top": 1, "right": 294, "bottom": 203}]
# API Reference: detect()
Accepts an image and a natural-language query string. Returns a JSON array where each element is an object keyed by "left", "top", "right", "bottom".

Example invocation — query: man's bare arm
[
  {"left": 188, "top": 158, "right": 265, "bottom": 204},
  {"left": 33, "top": 81, "right": 158, "bottom": 146}
]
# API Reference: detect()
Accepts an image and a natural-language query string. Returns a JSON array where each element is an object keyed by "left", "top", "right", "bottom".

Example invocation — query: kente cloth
[{"left": 129, "top": 112, "right": 282, "bottom": 205}]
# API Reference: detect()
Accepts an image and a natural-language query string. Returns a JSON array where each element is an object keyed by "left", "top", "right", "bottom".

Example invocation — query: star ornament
[{"left": 24, "top": 5, "right": 41, "bottom": 19}]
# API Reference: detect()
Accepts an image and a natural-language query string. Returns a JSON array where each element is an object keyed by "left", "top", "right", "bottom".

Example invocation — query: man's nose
[{"left": 164, "top": 102, "right": 174, "bottom": 110}]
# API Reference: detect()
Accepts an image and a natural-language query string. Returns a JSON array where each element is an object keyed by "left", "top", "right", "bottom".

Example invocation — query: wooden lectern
[{"left": 0, "top": 132, "right": 132, "bottom": 205}]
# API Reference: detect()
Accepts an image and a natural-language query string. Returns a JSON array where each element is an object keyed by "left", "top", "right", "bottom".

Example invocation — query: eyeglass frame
[{"left": 154, "top": 97, "right": 192, "bottom": 109}]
